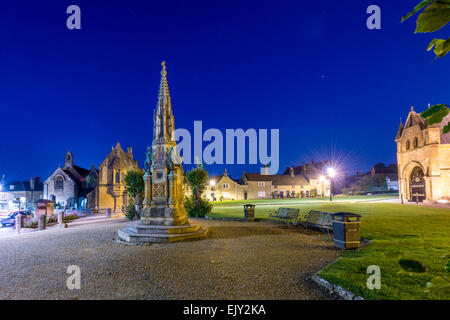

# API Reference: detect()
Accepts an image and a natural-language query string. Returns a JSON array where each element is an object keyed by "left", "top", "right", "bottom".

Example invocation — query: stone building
[
  {"left": 43, "top": 150, "right": 98, "bottom": 209},
  {"left": 370, "top": 163, "right": 398, "bottom": 191},
  {"left": 241, "top": 164, "right": 329, "bottom": 199},
  {"left": 201, "top": 169, "right": 247, "bottom": 201},
  {"left": 284, "top": 160, "right": 332, "bottom": 197},
  {"left": 0, "top": 176, "right": 43, "bottom": 212},
  {"left": 188, "top": 161, "right": 332, "bottom": 201},
  {"left": 94, "top": 142, "right": 140, "bottom": 213},
  {"left": 395, "top": 106, "right": 450, "bottom": 202}
]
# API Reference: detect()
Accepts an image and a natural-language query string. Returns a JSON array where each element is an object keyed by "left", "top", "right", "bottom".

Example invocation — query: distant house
[
  {"left": 284, "top": 159, "right": 335, "bottom": 196},
  {"left": 200, "top": 169, "right": 247, "bottom": 201},
  {"left": 343, "top": 163, "right": 399, "bottom": 194},
  {"left": 43, "top": 150, "right": 98, "bottom": 209},
  {"left": 371, "top": 163, "right": 399, "bottom": 191},
  {"left": 0, "top": 176, "right": 43, "bottom": 212}
]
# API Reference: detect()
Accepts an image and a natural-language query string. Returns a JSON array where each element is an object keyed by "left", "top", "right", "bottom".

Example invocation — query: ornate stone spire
[
  {"left": 155, "top": 61, "right": 175, "bottom": 142},
  {"left": 117, "top": 62, "right": 205, "bottom": 244}
]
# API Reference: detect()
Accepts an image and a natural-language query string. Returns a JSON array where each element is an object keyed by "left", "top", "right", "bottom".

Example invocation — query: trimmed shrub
[{"left": 184, "top": 196, "right": 212, "bottom": 218}]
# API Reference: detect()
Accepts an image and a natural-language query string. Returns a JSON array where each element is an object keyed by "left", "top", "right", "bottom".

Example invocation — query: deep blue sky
[{"left": 0, "top": 0, "right": 448, "bottom": 181}]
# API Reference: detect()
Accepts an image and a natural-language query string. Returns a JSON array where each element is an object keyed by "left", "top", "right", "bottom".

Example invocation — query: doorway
[{"left": 410, "top": 167, "right": 426, "bottom": 202}]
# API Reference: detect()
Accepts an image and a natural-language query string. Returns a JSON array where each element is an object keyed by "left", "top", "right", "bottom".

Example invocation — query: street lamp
[
  {"left": 209, "top": 180, "right": 216, "bottom": 201},
  {"left": 17, "top": 197, "right": 26, "bottom": 212},
  {"left": 327, "top": 167, "right": 336, "bottom": 201}
]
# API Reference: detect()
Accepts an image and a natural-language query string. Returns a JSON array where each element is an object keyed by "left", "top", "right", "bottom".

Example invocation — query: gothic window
[
  {"left": 115, "top": 171, "right": 120, "bottom": 184},
  {"left": 406, "top": 140, "right": 410, "bottom": 150},
  {"left": 413, "top": 137, "right": 418, "bottom": 148},
  {"left": 55, "top": 176, "right": 64, "bottom": 190}
]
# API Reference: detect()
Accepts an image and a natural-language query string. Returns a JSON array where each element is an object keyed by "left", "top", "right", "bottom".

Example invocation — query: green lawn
[
  {"left": 209, "top": 199, "right": 450, "bottom": 300},
  {"left": 211, "top": 194, "right": 398, "bottom": 207}
]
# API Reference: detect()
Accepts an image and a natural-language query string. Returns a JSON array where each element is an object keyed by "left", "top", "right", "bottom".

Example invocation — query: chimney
[
  {"left": 356, "top": 171, "right": 362, "bottom": 177},
  {"left": 290, "top": 166, "right": 294, "bottom": 177},
  {"left": 1, "top": 174, "right": 5, "bottom": 185},
  {"left": 127, "top": 147, "right": 133, "bottom": 159},
  {"left": 311, "top": 159, "right": 315, "bottom": 164},
  {"left": 263, "top": 164, "right": 269, "bottom": 175},
  {"left": 224, "top": 168, "right": 228, "bottom": 176},
  {"left": 30, "top": 177, "right": 35, "bottom": 191}
]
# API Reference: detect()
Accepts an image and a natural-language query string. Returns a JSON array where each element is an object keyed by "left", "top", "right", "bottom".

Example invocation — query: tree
[
  {"left": 185, "top": 164, "right": 212, "bottom": 218},
  {"left": 185, "top": 164, "right": 209, "bottom": 204},
  {"left": 123, "top": 169, "right": 145, "bottom": 219},
  {"left": 358, "top": 175, "right": 387, "bottom": 192},
  {"left": 402, "top": 0, "right": 450, "bottom": 58}
]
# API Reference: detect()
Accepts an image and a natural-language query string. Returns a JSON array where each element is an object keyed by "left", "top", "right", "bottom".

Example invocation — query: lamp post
[
  {"left": 209, "top": 180, "right": 215, "bottom": 201},
  {"left": 17, "top": 196, "right": 26, "bottom": 212},
  {"left": 327, "top": 168, "right": 336, "bottom": 201}
]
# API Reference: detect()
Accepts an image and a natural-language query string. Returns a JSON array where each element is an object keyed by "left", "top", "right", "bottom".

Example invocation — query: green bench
[
  {"left": 302, "top": 210, "right": 334, "bottom": 240},
  {"left": 269, "top": 208, "right": 300, "bottom": 225}
]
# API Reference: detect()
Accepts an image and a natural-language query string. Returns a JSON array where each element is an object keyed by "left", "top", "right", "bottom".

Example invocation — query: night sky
[{"left": 1, "top": 0, "right": 449, "bottom": 181}]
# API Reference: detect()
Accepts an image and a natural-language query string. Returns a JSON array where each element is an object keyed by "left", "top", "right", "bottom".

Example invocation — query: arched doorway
[{"left": 410, "top": 167, "right": 426, "bottom": 203}]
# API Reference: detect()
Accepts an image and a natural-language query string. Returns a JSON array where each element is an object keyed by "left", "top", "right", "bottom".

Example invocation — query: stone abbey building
[
  {"left": 94, "top": 142, "right": 140, "bottom": 213},
  {"left": 396, "top": 106, "right": 450, "bottom": 203}
]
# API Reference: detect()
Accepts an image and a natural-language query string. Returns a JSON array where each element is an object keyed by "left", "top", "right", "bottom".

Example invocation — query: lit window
[
  {"left": 258, "top": 191, "right": 266, "bottom": 197},
  {"left": 222, "top": 192, "right": 230, "bottom": 198},
  {"left": 9, "top": 185, "right": 14, "bottom": 190}
]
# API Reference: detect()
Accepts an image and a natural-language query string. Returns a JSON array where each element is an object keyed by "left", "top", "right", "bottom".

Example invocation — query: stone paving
[{"left": 0, "top": 219, "right": 340, "bottom": 300}]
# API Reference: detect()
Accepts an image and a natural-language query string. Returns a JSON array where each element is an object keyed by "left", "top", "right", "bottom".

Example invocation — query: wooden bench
[
  {"left": 301, "top": 210, "right": 334, "bottom": 240},
  {"left": 269, "top": 208, "right": 300, "bottom": 225}
]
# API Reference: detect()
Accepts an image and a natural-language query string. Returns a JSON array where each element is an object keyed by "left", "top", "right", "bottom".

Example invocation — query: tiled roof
[
  {"left": 243, "top": 173, "right": 308, "bottom": 186},
  {"left": 285, "top": 160, "right": 332, "bottom": 180}
]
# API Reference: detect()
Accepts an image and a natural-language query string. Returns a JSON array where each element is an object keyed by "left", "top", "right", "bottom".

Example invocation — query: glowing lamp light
[
  {"left": 327, "top": 167, "right": 336, "bottom": 178},
  {"left": 438, "top": 199, "right": 448, "bottom": 204},
  {"left": 319, "top": 176, "right": 325, "bottom": 182},
  {"left": 209, "top": 180, "right": 216, "bottom": 187}
]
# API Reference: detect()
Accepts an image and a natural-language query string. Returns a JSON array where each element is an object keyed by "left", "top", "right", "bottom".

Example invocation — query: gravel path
[{"left": 0, "top": 219, "right": 340, "bottom": 300}]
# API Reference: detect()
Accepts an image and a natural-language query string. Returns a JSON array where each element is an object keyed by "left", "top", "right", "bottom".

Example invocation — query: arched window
[
  {"left": 413, "top": 137, "right": 418, "bottom": 148},
  {"left": 406, "top": 140, "right": 410, "bottom": 150},
  {"left": 55, "top": 176, "right": 64, "bottom": 190},
  {"left": 115, "top": 171, "right": 120, "bottom": 184}
]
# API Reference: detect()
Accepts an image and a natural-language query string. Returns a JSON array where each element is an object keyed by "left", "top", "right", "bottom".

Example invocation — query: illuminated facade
[
  {"left": 396, "top": 107, "right": 450, "bottom": 202},
  {"left": 95, "top": 142, "right": 140, "bottom": 213},
  {"left": 43, "top": 150, "right": 98, "bottom": 209}
]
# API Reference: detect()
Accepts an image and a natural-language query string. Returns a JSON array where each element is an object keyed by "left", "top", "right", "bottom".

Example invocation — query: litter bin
[
  {"left": 332, "top": 212, "right": 361, "bottom": 249},
  {"left": 243, "top": 204, "right": 255, "bottom": 222}
]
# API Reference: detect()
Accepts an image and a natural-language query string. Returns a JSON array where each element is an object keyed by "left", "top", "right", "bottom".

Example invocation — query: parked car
[{"left": 0, "top": 211, "right": 33, "bottom": 227}]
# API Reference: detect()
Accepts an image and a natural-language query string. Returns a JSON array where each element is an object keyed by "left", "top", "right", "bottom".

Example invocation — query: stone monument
[{"left": 117, "top": 62, "right": 206, "bottom": 244}]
